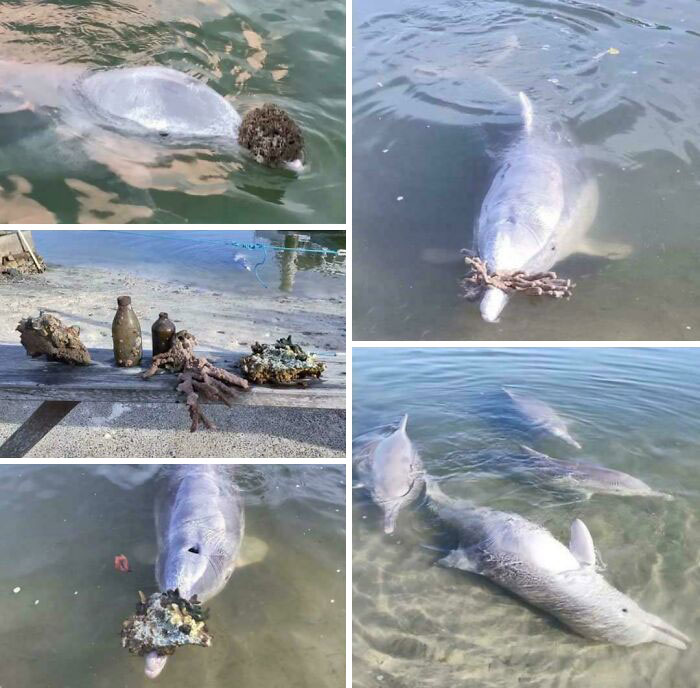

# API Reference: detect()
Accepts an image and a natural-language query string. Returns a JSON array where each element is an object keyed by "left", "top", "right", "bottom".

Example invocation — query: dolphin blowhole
[{"left": 238, "top": 103, "right": 305, "bottom": 167}]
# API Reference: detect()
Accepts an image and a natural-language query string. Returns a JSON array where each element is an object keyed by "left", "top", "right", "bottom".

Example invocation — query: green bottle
[
  {"left": 151, "top": 312, "right": 175, "bottom": 356},
  {"left": 112, "top": 295, "right": 142, "bottom": 367}
]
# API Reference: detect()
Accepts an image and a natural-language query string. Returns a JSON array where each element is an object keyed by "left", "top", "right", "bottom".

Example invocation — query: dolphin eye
[
  {"left": 622, "top": 608, "right": 628, "bottom": 613},
  {"left": 188, "top": 545, "right": 200, "bottom": 554}
]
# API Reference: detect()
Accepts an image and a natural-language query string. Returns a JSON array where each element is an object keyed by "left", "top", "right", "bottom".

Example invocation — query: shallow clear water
[
  {"left": 32, "top": 229, "right": 346, "bottom": 299},
  {"left": 353, "top": 347, "right": 699, "bottom": 687},
  {"left": 0, "top": 464, "right": 345, "bottom": 687},
  {"left": 0, "top": 0, "right": 345, "bottom": 223},
  {"left": 353, "top": 0, "right": 700, "bottom": 340}
]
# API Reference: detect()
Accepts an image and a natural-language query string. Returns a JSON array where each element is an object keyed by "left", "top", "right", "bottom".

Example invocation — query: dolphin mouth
[
  {"left": 144, "top": 651, "right": 168, "bottom": 679},
  {"left": 650, "top": 619, "right": 690, "bottom": 650},
  {"left": 480, "top": 287, "right": 509, "bottom": 323}
]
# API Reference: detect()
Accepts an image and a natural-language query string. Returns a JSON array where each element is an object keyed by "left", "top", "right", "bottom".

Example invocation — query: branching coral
[
  {"left": 461, "top": 254, "right": 575, "bottom": 300},
  {"left": 143, "top": 330, "right": 249, "bottom": 432}
]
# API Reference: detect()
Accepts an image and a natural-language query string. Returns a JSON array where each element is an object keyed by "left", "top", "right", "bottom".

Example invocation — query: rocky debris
[
  {"left": 239, "top": 335, "right": 325, "bottom": 385},
  {"left": 16, "top": 312, "right": 91, "bottom": 365},
  {"left": 1, "top": 250, "right": 45, "bottom": 279},
  {"left": 143, "top": 330, "right": 249, "bottom": 432},
  {"left": 121, "top": 589, "right": 211, "bottom": 657}
]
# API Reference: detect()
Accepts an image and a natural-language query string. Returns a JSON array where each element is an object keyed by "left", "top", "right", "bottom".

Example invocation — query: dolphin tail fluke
[{"left": 518, "top": 91, "right": 534, "bottom": 134}]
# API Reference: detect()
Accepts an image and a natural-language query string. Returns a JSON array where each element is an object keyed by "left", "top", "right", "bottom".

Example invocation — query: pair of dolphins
[
  {"left": 353, "top": 396, "right": 689, "bottom": 652},
  {"left": 467, "top": 91, "right": 630, "bottom": 322}
]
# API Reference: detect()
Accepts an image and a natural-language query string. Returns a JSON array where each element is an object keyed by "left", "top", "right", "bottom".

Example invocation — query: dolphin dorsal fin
[
  {"left": 569, "top": 518, "right": 595, "bottom": 567},
  {"left": 518, "top": 91, "right": 533, "bottom": 135},
  {"left": 398, "top": 414, "right": 408, "bottom": 433}
]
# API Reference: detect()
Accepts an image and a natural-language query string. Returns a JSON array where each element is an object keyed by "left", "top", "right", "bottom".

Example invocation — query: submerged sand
[{"left": 0, "top": 264, "right": 345, "bottom": 458}]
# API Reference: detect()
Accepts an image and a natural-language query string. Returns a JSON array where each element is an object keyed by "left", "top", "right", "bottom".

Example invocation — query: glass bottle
[
  {"left": 112, "top": 295, "right": 142, "bottom": 367},
  {"left": 151, "top": 312, "right": 175, "bottom": 356}
]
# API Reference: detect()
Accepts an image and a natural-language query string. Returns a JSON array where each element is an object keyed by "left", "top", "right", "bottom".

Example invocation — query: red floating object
[{"left": 114, "top": 554, "right": 131, "bottom": 573}]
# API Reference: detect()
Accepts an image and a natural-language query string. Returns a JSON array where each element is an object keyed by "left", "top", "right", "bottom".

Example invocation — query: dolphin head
[
  {"left": 161, "top": 540, "right": 214, "bottom": 601},
  {"left": 593, "top": 593, "right": 690, "bottom": 650},
  {"left": 480, "top": 287, "right": 509, "bottom": 323}
]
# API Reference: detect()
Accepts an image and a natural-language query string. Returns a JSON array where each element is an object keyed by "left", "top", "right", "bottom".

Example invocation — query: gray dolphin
[
  {"left": 0, "top": 61, "right": 304, "bottom": 170},
  {"left": 474, "top": 91, "right": 628, "bottom": 322},
  {"left": 353, "top": 415, "right": 425, "bottom": 534},
  {"left": 518, "top": 445, "right": 672, "bottom": 500},
  {"left": 429, "top": 482, "right": 689, "bottom": 650},
  {"left": 504, "top": 387, "right": 581, "bottom": 449},
  {"left": 144, "top": 465, "right": 244, "bottom": 679}
]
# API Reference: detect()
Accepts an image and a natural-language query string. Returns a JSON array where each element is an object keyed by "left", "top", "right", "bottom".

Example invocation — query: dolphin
[
  {"left": 504, "top": 387, "right": 581, "bottom": 449},
  {"left": 0, "top": 61, "right": 304, "bottom": 170},
  {"left": 518, "top": 445, "right": 673, "bottom": 500},
  {"left": 144, "top": 465, "right": 244, "bottom": 679},
  {"left": 353, "top": 415, "right": 425, "bottom": 534},
  {"left": 474, "top": 91, "right": 628, "bottom": 322},
  {"left": 428, "top": 481, "right": 689, "bottom": 650}
]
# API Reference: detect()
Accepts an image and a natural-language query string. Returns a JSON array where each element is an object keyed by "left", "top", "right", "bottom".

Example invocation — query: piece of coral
[
  {"left": 143, "top": 330, "right": 249, "bottom": 432},
  {"left": 238, "top": 104, "right": 304, "bottom": 167},
  {"left": 16, "top": 312, "right": 91, "bottom": 365},
  {"left": 121, "top": 589, "right": 211, "bottom": 657},
  {"left": 239, "top": 335, "right": 326, "bottom": 385}
]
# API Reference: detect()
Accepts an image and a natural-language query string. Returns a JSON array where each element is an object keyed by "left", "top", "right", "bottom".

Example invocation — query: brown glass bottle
[
  {"left": 152, "top": 312, "right": 175, "bottom": 356},
  {"left": 112, "top": 295, "right": 142, "bottom": 367}
]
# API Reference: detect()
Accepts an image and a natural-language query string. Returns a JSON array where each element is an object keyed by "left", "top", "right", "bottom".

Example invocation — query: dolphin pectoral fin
[
  {"left": 436, "top": 548, "right": 481, "bottom": 573},
  {"left": 569, "top": 518, "right": 595, "bottom": 567},
  {"left": 575, "top": 237, "right": 633, "bottom": 260},
  {"left": 237, "top": 536, "right": 269, "bottom": 568}
]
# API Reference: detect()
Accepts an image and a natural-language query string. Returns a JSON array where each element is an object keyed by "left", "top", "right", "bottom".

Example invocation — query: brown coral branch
[
  {"left": 460, "top": 254, "right": 575, "bottom": 299},
  {"left": 143, "top": 330, "right": 249, "bottom": 432}
]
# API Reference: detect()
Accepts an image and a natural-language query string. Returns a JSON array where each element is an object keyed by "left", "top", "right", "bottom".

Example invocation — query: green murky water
[{"left": 0, "top": 464, "right": 346, "bottom": 687}]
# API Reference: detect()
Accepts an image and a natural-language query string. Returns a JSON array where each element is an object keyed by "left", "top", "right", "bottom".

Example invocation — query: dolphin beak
[
  {"left": 648, "top": 616, "right": 690, "bottom": 650},
  {"left": 480, "top": 287, "right": 509, "bottom": 323},
  {"left": 145, "top": 651, "right": 168, "bottom": 679},
  {"left": 383, "top": 503, "right": 401, "bottom": 534},
  {"left": 285, "top": 159, "right": 304, "bottom": 172}
]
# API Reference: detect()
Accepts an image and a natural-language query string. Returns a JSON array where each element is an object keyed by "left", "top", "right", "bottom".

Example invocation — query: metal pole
[{"left": 16, "top": 230, "right": 43, "bottom": 273}]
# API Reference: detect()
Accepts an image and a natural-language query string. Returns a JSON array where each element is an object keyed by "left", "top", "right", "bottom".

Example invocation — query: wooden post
[{"left": 16, "top": 230, "right": 43, "bottom": 273}]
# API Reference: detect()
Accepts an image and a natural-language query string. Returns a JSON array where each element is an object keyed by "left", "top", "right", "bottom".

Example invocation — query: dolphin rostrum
[
  {"left": 353, "top": 415, "right": 425, "bottom": 534},
  {"left": 504, "top": 387, "right": 581, "bottom": 449},
  {"left": 429, "top": 481, "right": 689, "bottom": 650},
  {"left": 474, "top": 91, "right": 629, "bottom": 322},
  {"left": 518, "top": 445, "right": 672, "bottom": 500},
  {"left": 145, "top": 465, "right": 245, "bottom": 679}
]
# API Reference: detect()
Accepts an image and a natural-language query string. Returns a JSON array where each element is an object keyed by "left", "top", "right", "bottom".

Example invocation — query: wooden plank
[
  {"left": 0, "top": 400, "right": 79, "bottom": 458},
  {"left": 0, "top": 345, "right": 345, "bottom": 409}
]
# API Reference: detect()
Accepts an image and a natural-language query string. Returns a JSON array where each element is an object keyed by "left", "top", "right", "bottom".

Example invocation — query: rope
[{"left": 461, "top": 253, "right": 575, "bottom": 299}]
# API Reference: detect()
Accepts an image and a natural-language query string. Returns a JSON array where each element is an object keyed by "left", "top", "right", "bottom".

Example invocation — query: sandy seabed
[{"left": 0, "top": 264, "right": 346, "bottom": 458}]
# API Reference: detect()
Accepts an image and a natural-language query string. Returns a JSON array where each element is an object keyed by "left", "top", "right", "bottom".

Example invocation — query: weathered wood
[
  {"left": 0, "top": 400, "right": 79, "bottom": 458},
  {"left": 0, "top": 345, "right": 345, "bottom": 409}
]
